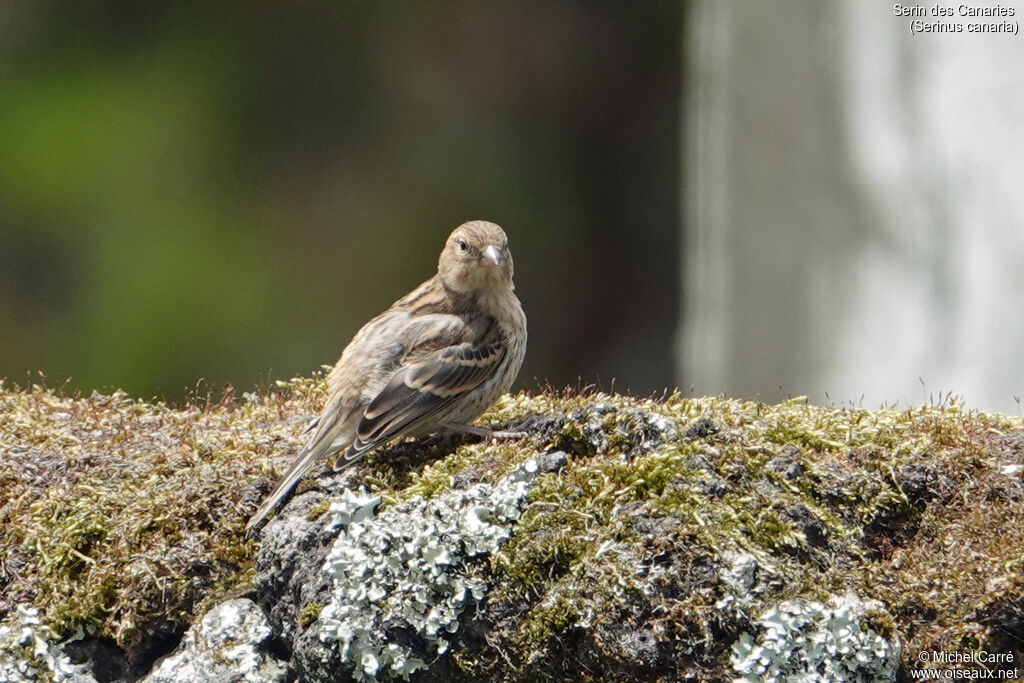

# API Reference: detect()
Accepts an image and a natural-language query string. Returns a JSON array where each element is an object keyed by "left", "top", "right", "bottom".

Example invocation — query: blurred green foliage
[{"left": 0, "top": 2, "right": 681, "bottom": 400}]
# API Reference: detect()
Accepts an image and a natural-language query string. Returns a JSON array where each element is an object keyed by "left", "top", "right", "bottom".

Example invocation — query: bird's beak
[{"left": 481, "top": 244, "right": 502, "bottom": 267}]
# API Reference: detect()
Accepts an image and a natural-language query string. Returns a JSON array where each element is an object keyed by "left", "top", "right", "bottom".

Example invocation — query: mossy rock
[{"left": 1, "top": 376, "right": 1023, "bottom": 680}]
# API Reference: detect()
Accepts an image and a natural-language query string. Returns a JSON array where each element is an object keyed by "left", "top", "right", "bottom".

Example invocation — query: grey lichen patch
[
  {"left": 730, "top": 593, "right": 899, "bottom": 682},
  {"left": 4, "top": 377, "right": 1024, "bottom": 681},
  {"left": 464, "top": 392, "right": 1024, "bottom": 680},
  {"left": 318, "top": 461, "right": 540, "bottom": 681},
  {"left": 0, "top": 605, "right": 83, "bottom": 682},
  {"left": 142, "top": 598, "right": 287, "bottom": 683}
]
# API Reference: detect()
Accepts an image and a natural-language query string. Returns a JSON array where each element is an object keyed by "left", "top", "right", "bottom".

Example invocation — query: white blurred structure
[{"left": 680, "top": 1, "right": 1024, "bottom": 414}]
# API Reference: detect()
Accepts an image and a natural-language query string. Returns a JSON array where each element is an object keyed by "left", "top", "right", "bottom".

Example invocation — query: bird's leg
[{"left": 444, "top": 422, "right": 527, "bottom": 441}]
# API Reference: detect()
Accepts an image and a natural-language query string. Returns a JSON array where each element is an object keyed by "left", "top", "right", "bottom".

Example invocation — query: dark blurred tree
[{"left": 0, "top": 1, "right": 681, "bottom": 400}]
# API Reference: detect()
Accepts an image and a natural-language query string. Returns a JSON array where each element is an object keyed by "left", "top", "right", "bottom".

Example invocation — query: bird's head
[{"left": 438, "top": 220, "right": 515, "bottom": 293}]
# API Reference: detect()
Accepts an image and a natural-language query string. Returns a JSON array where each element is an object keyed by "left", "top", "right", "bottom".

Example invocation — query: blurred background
[
  {"left": 0, "top": 2, "right": 682, "bottom": 401},
  {"left": 682, "top": 2, "right": 1024, "bottom": 415},
  {"left": 1, "top": 2, "right": 1022, "bottom": 414}
]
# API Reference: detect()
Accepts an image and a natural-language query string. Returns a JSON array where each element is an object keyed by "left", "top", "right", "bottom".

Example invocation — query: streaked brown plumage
[{"left": 247, "top": 220, "right": 527, "bottom": 535}]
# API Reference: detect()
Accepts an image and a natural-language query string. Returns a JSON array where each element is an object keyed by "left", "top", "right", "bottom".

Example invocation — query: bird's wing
[
  {"left": 336, "top": 335, "right": 506, "bottom": 465},
  {"left": 246, "top": 311, "right": 495, "bottom": 536},
  {"left": 244, "top": 313, "right": 410, "bottom": 537}
]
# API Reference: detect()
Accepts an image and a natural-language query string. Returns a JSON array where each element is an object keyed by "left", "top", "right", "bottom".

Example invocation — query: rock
[
  {"left": 617, "top": 409, "right": 678, "bottom": 455},
  {"left": 537, "top": 450, "right": 569, "bottom": 473},
  {"left": 719, "top": 550, "right": 759, "bottom": 595},
  {"left": 571, "top": 402, "right": 617, "bottom": 420},
  {"left": 4, "top": 384, "right": 1021, "bottom": 682},
  {"left": 895, "top": 463, "right": 956, "bottom": 506},
  {"left": 894, "top": 463, "right": 937, "bottom": 505},
  {"left": 511, "top": 413, "right": 565, "bottom": 440},
  {"left": 62, "top": 637, "right": 131, "bottom": 682},
  {"left": 780, "top": 503, "right": 827, "bottom": 547},
  {"left": 142, "top": 599, "right": 287, "bottom": 683},
  {"left": 0, "top": 606, "right": 96, "bottom": 683},
  {"left": 257, "top": 462, "right": 541, "bottom": 682},
  {"left": 765, "top": 450, "right": 804, "bottom": 480},
  {"left": 253, "top": 491, "right": 340, "bottom": 647},
  {"left": 698, "top": 472, "right": 729, "bottom": 498},
  {"left": 683, "top": 417, "right": 720, "bottom": 440}
]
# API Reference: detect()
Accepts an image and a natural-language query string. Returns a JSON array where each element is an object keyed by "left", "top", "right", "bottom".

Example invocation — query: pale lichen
[
  {"left": 318, "top": 460, "right": 541, "bottom": 681},
  {"left": 0, "top": 605, "right": 80, "bottom": 682},
  {"left": 143, "top": 598, "right": 286, "bottom": 683},
  {"left": 730, "top": 593, "right": 899, "bottom": 683},
  {"left": 3, "top": 377, "right": 1024, "bottom": 680}
]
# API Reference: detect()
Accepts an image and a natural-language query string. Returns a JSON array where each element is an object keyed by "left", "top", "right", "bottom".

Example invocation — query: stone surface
[
  {"left": 3, "top": 386, "right": 1023, "bottom": 681},
  {"left": 142, "top": 599, "right": 287, "bottom": 683}
]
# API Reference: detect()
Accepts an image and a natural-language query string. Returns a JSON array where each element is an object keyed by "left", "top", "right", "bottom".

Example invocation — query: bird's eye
[{"left": 456, "top": 240, "right": 468, "bottom": 252}]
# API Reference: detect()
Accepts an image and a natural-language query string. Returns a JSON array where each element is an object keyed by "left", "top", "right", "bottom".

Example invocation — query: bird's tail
[{"left": 246, "top": 440, "right": 331, "bottom": 537}]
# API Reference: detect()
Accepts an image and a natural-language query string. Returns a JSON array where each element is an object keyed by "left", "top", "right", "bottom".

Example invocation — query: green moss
[
  {"left": 463, "top": 392, "right": 1024, "bottom": 679},
  {"left": 299, "top": 601, "right": 321, "bottom": 628},
  {"left": 520, "top": 593, "right": 581, "bottom": 646},
  {"left": 306, "top": 500, "right": 330, "bottom": 522},
  {"left": 2, "top": 379, "right": 1022, "bottom": 680},
  {"left": 552, "top": 421, "right": 596, "bottom": 456},
  {"left": 0, "top": 375, "right": 329, "bottom": 657}
]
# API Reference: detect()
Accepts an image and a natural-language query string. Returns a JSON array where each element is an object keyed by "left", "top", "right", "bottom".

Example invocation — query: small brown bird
[{"left": 247, "top": 220, "right": 527, "bottom": 535}]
